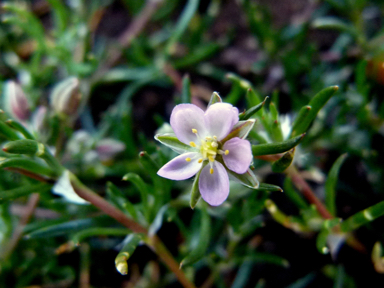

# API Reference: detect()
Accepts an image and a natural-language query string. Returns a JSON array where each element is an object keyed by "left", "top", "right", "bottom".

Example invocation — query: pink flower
[{"left": 156, "top": 102, "right": 256, "bottom": 206}]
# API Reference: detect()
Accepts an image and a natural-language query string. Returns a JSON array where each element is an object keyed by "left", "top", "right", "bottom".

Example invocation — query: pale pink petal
[
  {"left": 170, "top": 104, "right": 208, "bottom": 145},
  {"left": 199, "top": 161, "right": 229, "bottom": 206},
  {"left": 204, "top": 103, "right": 238, "bottom": 140},
  {"left": 157, "top": 152, "right": 202, "bottom": 180},
  {"left": 222, "top": 137, "right": 252, "bottom": 174}
]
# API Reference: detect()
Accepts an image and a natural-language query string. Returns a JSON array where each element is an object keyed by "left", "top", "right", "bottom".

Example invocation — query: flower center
[{"left": 187, "top": 128, "right": 229, "bottom": 174}]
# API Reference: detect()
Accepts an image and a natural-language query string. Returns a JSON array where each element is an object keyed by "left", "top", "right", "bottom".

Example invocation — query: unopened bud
[
  {"left": 96, "top": 139, "right": 125, "bottom": 162},
  {"left": 50, "top": 77, "right": 81, "bottom": 116},
  {"left": 3, "top": 81, "right": 30, "bottom": 121}
]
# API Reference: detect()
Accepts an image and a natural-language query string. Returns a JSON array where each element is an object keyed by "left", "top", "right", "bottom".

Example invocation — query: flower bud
[
  {"left": 50, "top": 77, "right": 81, "bottom": 116},
  {"left": 3, "top": 81, "right": 30, "bottom": 121},
  {"left": 96, "top": 139, "right": 125, "bottom": 162}
]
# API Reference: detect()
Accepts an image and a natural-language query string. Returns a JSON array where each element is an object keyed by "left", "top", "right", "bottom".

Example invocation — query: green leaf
[
  {"left": 222, "top": 119, "right": 256, "bottom": 142},
  {"left": 166, "top": 0, "right": 200, "bottom": 55},
  {"left": 115, "top": 234, "right": 142, "bottom": 275},
  {"left": 5, "top": 120, "right": 34, "bottom": 140},
  {"left": 246, "top": 88, "right": 263, "bottom": 108},
  {"left": 252, "top": 134, "right": 305, "bottom": 156},
  {"left": 72, "top": 228, "right": 129, "bottom": 245},
  {"left": 0, "top": 183, "right": 52, "bottom": 203},
  {"left": 325, "top": 154, "right": 348, "bottom": 216},
  {"left": 225, "top": 73, "right": 252, "bottom": 104},
  {"left": 0, "top": 158, "right": 53, "bottom": 177},
  {"left": 272, "top": 148, "right": 295, "bottom": 173},
  {"left": 121, "top": 173, "right": 150, "bottom": 221},
  {"left": 105, "top": 182, "right": 138, "bottom": 220},
  {"left": 312, "top": 17, "right": 356, "bottom": 36},
  {"left": 3, "top": 139, "right": 39, "bottom": 155},
  {"left": 340, "top": 200, "right": 384, "bottom": 233},
  {"left": 239, "top": 96, "right": 268, "bottom": 120},
  {"left": 290, "top": 86, "right": 339, "bottom": 138},
  {"left": 25, "top": 216, "right": 112, "bottom": 239},
  {"left": 290, "top": 105, "right": 311, "bottom": 136},
  {"left": 231, "top": 259, "right": 253, "bottom": 288},
  {"left": 180, "top": 206, "right": 211, "bottom": 267},
  {"left": 254, "top": 183, "right": 283, "bottom": 192},
  {"left": 283, "top": 177, "right": 308, "bottom": 210},
  {"left": 148, "top": 204, "right": 169, "bottom": 236},
  {"left": 181, "top": 74, "right": 191, "bottom": 103},
  {"left": 0, "top": 121, "right": 21, "bottom": 141},
  {"left": 154, "top": 134, "right": 194, "bottom": 154}
]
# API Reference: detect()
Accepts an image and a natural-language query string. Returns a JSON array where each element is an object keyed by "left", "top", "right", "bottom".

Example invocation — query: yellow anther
[
  {"left": 205, "top": 136, "right": 212, "bottom": 140},
  {"left": 198, "top": 158, "right": 203, "bottom": 163},
  {"left": 210, "top": 168, "right": 214, "bottom": 174},
  {"left": 192, "top": 129, "right": 197, "bottom": 134},
  {"left": 190, "top": 141, "right": 196, "bottom": 147},
  {"left": 185, "top": 157, "right": 191, "bottom": 162},
  {"left": 213, "top": 136, "right": 217, "bottom": 140},
  {"left": 225, "top": 150, "right": 229, "bottom": 155},
  {"left": 208, "top": 156, "right": 215, "bottom": 162}
]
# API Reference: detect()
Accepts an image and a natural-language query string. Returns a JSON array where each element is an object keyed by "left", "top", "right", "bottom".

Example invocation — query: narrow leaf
[
  {"left": 0, "top": 158, "right": 53, "bottom": 177},
  {"left": 340, "top": 201, "right": 384, "bottom": 232},
  {"left": 272, "top": 148, "right": 295, "bottom": 173},
  {"left": 115, "top": 234, "right": 142, "bottom": 275},
  {"left": 0, "top": 183, "right": 52, "bottom": 203},
  {"left": 5, "top": 120, "right": 34, "bottom": 140},
  {"left": 325, "top": 154, "right": 347, "bottom": 216},
  {"left": 181, "top": 74, "right": 192, "bottom": 103},
  {"left": 290, "top": 86, "right": 338, "bottom": 138},
  {"left": 180, "top": 206, "right": 211, "bottom": 267},
  {"left": 239, "top": 96, "right": 268, "bottom": 120},
  {"left": 252, "top": 134, "right": 305, "bottom": 156}
]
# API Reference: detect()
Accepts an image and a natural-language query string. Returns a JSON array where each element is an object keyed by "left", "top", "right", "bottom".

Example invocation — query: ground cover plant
[{"left": 1, "top": 0, "right": 384, "bottom": 287}]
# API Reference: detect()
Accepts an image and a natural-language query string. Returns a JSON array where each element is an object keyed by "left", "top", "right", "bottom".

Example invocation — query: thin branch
[
  {"left": 1, "top": 193, "right": 40, "bottom": 261},
  {"left": 285, "top": 166, "right": 333, "bottom": 219},
  {"left": 70, "top": 174, "right": 196, "bottom": 288}
]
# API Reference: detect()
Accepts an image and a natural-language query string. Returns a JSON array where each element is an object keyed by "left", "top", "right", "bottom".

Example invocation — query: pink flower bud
[
  {"left": 4, "top": 81, "right": 30, "bottom": 121},
  {"left": 50, "top": 77, "right": 81, "bottom": 116},
  {"left": 96, "top": 139, "right": 125, "bottom": 162}
]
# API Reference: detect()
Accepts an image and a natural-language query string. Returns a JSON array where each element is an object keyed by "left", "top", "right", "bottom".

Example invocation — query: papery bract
[{"left": 156, "top": 101, "right": 257, "bottom": 206}]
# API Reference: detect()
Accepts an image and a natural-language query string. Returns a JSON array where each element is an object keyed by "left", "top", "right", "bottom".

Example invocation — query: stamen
[
  {"left": 205, "top": 136, "right": 212, "bottom": 140},
  {"left": 198, "top": 158, "right": 203, "bottom": 163},
  {"left": 192, "top": 128, "right": 197, "bottom": 134},
  {"left": 210, "top": 168, "right": 214, "bottom": 174},
  {"left": 211, "top": 142, "right": 218, "bottom": 148},
  {"left": 225, "top": 150, "right": 229, "bottom": 155},
  {"left": 213, "top": 136, "right": 217, "bottom": 140},
  {"left": 185, "top": 157, "right": 191, "bottom": 162},
  {"left": 190, "top": 141, "right": 196, "bottom": 147},
  {"left": 208, "top": 156, "right": 215, "bottom": 162}
]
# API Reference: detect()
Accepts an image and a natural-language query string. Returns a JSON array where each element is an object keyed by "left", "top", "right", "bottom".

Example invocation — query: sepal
[
  {"left": 227, "top": 168, "right": 259, "bottom": 189},
  {"left": 155, "top": 133, "right": 195, "bottom": 154}
]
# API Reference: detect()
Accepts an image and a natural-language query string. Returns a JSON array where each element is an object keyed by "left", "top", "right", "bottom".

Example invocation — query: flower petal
[
  {"left": 199, "top": 161, "right": 229, "bottom": 206},
  {"left": 222, "top": 137, "right": 252, "bottom": 174},
  {"left": 157, "top": 152, "right": 202, "bottom": 180},
  {"left": 170, "top": 104, "right": 207, "bottom": 145},
  {"left": 204, "top": 103, "right": 238, "bottom": 140}
]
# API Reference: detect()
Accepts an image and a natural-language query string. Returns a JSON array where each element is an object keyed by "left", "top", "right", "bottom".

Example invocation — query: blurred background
[{"left": 1, "top": 0, "right": 384, "bottom": 287}]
